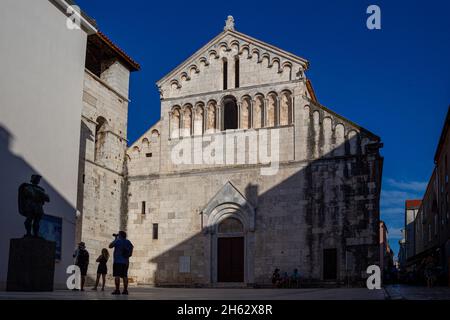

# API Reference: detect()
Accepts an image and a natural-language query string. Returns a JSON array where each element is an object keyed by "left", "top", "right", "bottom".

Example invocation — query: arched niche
[{"left": 222, "top": 96, "right": 238, "bottom": 130}]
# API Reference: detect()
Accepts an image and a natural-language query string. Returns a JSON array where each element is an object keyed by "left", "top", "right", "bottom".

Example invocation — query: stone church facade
[{"left": 77, "top": 17, "right": 383, "bottom": 287}]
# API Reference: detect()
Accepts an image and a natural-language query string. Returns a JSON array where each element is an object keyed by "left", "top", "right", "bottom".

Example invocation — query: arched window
[
  {"left": 223, "top": 96, "right": 238, "bottom": 130},
  {"left": 240, "top": 96, "right": 251, "bottom": 129},
  {"left": 223, "top": 58, "right": 228, "bottom": 90},
  {"left": 266, "top": 93, "right": 278, "bottom": 127},
  {"left": 131, "top": 145, "right": 140, "bottom": 159},
  {"left": 142, "top": 137, "right": 150, "bottom": 150},
  {"left": 170, "top": 107, "right": 181, "bottom": 139},
  {"left": 218, "top": 218, "right": 243, "bottom": 234},
  {"left": 234, "top": 56, "right": 240, "bottom": 88},
  {"left": 206, "top": 101, "right": 217, "bottom": 132},
  {"left": 151, "top": 129, "right": 160, "bottom": 142},
  {"left": 194, "top": 104, "right": 204, "bottom": 135},
  {"left": 280, "top": 91, "right": 292, "bottom": 125},
  {"left": 253, "top": 95, "right": 264, "bottom": 129},
  {"left": 182, "top": 105, "right": 193, "bottom": 137},
  {"left": 95, "top": 116, "right": 108, "bottom": 162}
]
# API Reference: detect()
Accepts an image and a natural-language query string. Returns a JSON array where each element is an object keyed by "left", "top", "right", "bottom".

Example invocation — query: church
[{"left": 77, "top": 16, "right": 383, "bottom": 287}]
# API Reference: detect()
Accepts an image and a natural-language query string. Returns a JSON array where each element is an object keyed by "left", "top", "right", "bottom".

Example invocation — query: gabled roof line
[
  {"left": 230, "top": 29, "right": 309, "bottom": 66},
  {"left": 304, "top": 95, "right": 381, "bottom": 141},
  {"left": 156, "top": 29, "right": 309, "bottom": 87},
  {"left": 156, "top": 31, "right": 227, "bottom": 86},
  {"left": 128, "top": 120, "right": 161, "bottom": 149}
]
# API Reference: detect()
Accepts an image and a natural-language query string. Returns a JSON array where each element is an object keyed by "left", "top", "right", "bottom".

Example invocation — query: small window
[
  {"left": 141, "top": 201, "right": 146, "bottom": 215},
  {"left": 152, "top": 223, "right": 158, "bottom": 240},
  {"left": 82, "top": 174, "right": 85, "bottom": 184},
  {"left": 146, "top": 153, "right": 152, "bottom": 158},
  {"left": 223, "top": 59, "right": 228, "bottom": 90},
  {"left": 234, "top": 56, "right": 239, "bottom": 88}
]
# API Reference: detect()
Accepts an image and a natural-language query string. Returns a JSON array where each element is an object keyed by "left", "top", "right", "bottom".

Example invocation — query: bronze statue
[{"left": 18, "top": 175, "right": 50, "bottom": 237}]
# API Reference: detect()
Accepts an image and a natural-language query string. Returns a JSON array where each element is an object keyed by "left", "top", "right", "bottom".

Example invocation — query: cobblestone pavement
[
  {"left": 0, "top": 286, "right": 387, "bottom": 300},
  {"left": 385, "top": 285, "right": 450, "bottom": 300}
]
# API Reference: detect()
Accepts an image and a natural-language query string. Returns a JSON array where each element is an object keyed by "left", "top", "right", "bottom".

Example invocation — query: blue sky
[{"left": 77, "top": 0, "right": 450, "bottom": 256}]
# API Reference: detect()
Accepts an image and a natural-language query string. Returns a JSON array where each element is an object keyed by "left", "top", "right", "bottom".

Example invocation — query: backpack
[{"left": 122, "top": 241, "right": 133, "bottom": 259}]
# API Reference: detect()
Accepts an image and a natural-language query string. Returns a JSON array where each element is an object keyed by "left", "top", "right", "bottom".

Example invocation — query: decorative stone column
[
  {"left": 263, "top": 98, "right": 268, "bottom": 127},
  {"left": 217, "top": 105, "right": 222, "bottom": 131},
  {"left": 276, "top": 96, "right": 280, "bottom": 126},
  {"left": 189, "top": 107, "right": 197, "bottom": 136},
  {"left": 168, "top": 111, "right": 172, "bottom": 139},
  {"left": 290, "top": 96, "right": 295, "bottom": 125},
  {"left": 249, "top": 100, "right": 253, "bottom": 129},
  {"left": 237, "top": 102, "right": 241, "bottom": 129}
]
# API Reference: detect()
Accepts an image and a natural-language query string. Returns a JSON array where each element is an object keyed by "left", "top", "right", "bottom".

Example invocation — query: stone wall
[
  {"left": 126, "top": 152, "right": 381, "bottom": 285},
  {"left": 126, "top": 82, "right": 382, "bottom": 285},
  {"left": 123, "top": 26, "right": 382, "bottom": 286},
  {"left": 76, "top": 67, "right": 130, "bottom": 282}
]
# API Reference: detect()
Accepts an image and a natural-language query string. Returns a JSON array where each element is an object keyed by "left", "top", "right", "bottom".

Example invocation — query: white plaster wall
[{"left": 0, "top": 0, "right": 89, "bottom": 289}]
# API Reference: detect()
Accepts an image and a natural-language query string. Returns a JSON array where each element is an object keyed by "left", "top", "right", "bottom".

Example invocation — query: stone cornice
[
  {"left": 127, "top": 154, "right": 372, "bottom": 182},
  {"left": 161, "top": 79, "right": 303, "bottom": 103}
]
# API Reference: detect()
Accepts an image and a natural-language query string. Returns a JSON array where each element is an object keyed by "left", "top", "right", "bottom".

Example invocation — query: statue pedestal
[{"left": 7, "top": 237, "right": 56, "bottom": 291}]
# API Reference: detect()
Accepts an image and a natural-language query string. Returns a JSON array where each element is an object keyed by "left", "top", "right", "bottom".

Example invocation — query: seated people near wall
[
  {"left": 290, "top": 268, "right": 300, "bottom": 288},
  {"left": 281, "top": 272, "right": 290, "bottom": 288},
  {"left": 271, "top": 268, "right": 281, "bottom": 288}
]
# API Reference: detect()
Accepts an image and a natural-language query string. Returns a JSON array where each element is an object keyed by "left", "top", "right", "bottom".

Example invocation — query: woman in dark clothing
[{"left": 92, "top": 248, "right": 109, "bottom": 291}]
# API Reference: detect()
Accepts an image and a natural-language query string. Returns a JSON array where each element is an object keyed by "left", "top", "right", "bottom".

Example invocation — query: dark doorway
[
  {"left": 218, "top": 237, "right": 244, "bottom": 282},
  {"left": 223, "top": 97, "right": 238, "bottom": 130},
  {"left": 323, "top": 248, "right": 337, "bottom": 280}
]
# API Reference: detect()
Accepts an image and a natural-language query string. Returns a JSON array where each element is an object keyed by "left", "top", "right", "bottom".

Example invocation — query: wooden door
[
  {"left": 217, "top": 237, "right": 244, "bottom": 282},
  {"left": 323, "top": 248, "right": 337, "bottom": 280}
]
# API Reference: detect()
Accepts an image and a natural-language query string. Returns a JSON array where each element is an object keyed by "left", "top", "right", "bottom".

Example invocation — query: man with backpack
[{"left": 109, "top": 231, "right": 134, "bottom": 295}]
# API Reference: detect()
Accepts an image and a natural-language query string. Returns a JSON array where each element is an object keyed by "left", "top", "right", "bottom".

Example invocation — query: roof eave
[
  {"left": 433, "top": 105, "right": 450, "bottom": 163},
  {"left": 95, "top": 32, "right": 141, "bottom": 71},
  {"left": 51, "top": 0, "right": 97, "bottom": 35}
]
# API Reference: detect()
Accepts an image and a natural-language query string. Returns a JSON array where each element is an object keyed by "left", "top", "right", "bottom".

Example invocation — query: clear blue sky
[{"left": 77, "top": 0, "right": 450, "bottom": 256}]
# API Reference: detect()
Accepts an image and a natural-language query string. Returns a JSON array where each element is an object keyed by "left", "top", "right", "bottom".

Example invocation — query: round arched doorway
[{"left": 217, "top": 217, "right": 244, "bottom": 282}]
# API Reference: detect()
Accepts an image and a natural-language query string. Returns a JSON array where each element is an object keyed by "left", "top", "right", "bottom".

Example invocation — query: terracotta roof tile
[
  {"left": 405, "top": 199, "right": 422, "bottom": 209},
  {"left": 96, "top": 31, "right": 140, "bottom": 71}
]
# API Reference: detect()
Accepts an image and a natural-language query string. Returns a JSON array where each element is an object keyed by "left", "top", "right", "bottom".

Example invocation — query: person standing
[
  {"left": 92, "top": 248, "right": 109, "bottom": 291},
  {"left": 73, "top": 242, "right": 89, "bottom": 291},
  {"left": 423, "top": 255, "right": 436, "bottom": 288},
  {"left": 109, "top": 231, "right": 133, "bottom": 295}
]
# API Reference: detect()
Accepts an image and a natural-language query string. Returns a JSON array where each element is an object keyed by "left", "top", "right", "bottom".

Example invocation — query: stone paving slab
[
  {"left": 0, "top": 286, "right": 386, "bottom": 300},
  {"left": 385, "top": 285, "right": 450, "bottom": 300}
]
